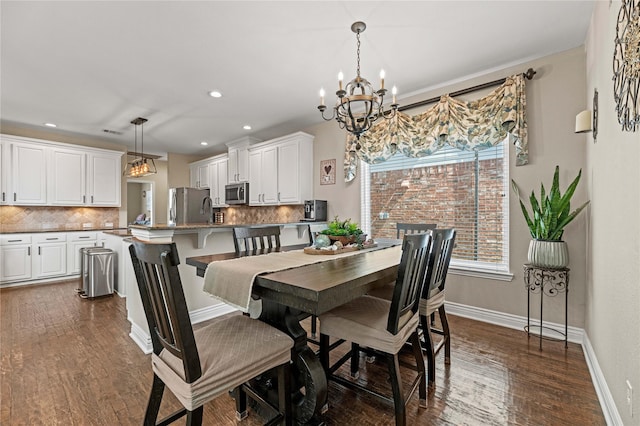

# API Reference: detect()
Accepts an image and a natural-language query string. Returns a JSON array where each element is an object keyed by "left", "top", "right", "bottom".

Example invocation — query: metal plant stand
[{"left": 523, "top": 264, "right": 570, "bottom": 350}]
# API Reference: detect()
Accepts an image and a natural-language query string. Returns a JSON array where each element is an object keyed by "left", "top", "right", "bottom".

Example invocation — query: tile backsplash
[
  {"left": 0, "top": 206, "right": 119, "bottom": 233},
  {"left": 222, "top": 205, "right": 304, "bottom": 225}
]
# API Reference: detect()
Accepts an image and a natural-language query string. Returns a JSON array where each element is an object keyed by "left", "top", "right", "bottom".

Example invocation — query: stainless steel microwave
[{"left": 225, "top": 182, "right": 249, "bottom": 205}]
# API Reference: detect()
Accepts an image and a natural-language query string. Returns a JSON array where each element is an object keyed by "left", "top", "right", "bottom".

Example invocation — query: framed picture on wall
[{"left": 320, "top": 159, "right": 336, "bottom": 185}]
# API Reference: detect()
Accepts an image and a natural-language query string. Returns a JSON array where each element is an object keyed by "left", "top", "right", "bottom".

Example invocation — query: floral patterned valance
[{"left": 344, "top": 74, "right": 528, "bottom": 182}]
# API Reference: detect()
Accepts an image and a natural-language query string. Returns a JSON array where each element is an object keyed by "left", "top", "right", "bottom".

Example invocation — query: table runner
[{"left": 203, "top": 245, "right": 401, "bottom": 315}]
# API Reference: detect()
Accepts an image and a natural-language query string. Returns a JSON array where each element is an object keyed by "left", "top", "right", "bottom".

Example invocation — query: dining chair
[
  {"left": 318, "top": 232, "right": 432, "bottom": 426},
  {"left": 129, "top": 239, "right": 293, "bottom": 426},
  {"left": 419, "top": 228, "right": 456, "bottom": 388},
  {"left": 396, "top": 222, "right": 437, "bottom": 239},
  {"left": 232, "top": 225, "right": 281, "bottom": 253},
  {"left": 367, "top": 223, "right": 436, "bottom": 300}
]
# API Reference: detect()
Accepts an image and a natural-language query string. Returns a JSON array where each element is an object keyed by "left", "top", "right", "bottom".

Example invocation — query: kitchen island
[{"left": 125, "top": 222, "right": 323, "bottom": 353}]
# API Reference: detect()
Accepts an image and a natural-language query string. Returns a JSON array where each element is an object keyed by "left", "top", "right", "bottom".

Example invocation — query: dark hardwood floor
[{"left": 1, "top": 280, "right": 605, "bottom": 425}]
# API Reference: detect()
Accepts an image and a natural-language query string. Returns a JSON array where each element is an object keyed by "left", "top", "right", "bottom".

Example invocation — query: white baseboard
[
  {"left": 129, "top": 320, "right": 152, "bottom": 354},
  {"left": 445, "top": 301, "right": 583, "bottom": 343},
  {"left": 189, "top": 303, "right": 237, "bottom": 325},
  {"left": 582, "top": 334, "right": 624, "bottom": 426},
  {"left": 445, "top": 301, "right": 621, "bottom": 425}
]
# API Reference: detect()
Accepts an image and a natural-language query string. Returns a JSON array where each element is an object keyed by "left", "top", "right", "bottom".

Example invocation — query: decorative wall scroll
[
  {"left": 612, "top": 0, "right": 640, "bottom": 132},
  {"left": 320, "top": 159, "right": 336, "bottom": 185}
]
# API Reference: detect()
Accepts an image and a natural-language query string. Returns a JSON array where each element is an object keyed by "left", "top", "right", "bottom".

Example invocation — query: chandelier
[
  {"left": 318, "top": 21, "right": 398, "bottom": 139},
  {"left": 123, "top": 117, "right": 157, "bottom": 178}
]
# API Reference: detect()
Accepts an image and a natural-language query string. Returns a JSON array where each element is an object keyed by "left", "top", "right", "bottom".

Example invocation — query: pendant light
[{"left": 123, "top": 117, "right": 157, "bottom": 178}]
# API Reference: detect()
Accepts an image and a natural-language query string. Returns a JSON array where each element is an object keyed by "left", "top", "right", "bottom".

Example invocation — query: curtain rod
[{"left": 397, "top": 68, "right": 536, "bottom": 112}]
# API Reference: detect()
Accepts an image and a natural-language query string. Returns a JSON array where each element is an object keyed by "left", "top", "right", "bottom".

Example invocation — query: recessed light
[
  {"left": 208, "top": 90, "right": 222, "bottom": 98},
  {"left": 243, "top": 125, "right": 252, "bottom": 130},
  {"left": 200, "top": 141, "right": 208, "bottom": 146},
  {"left": 44, "top": 123, "right": 57, "bottom": 128}
]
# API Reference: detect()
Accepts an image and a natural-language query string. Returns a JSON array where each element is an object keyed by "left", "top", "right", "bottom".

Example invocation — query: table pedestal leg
[{"left": 260, "top": 300, "right": 328, "bottom": 425}]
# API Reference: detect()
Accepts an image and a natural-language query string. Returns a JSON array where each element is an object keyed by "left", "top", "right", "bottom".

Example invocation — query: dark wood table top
[{"left": 186, "top": 240, "right": 402, "bottom": 316}]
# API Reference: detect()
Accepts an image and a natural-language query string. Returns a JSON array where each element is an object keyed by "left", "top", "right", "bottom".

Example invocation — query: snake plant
[{"left": 511, "top": 166, "right": 590, "bottom": 241}]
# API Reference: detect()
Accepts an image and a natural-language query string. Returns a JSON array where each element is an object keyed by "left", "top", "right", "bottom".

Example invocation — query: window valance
[{"left": 344, "top": 74, "right": 528, "bottom": 182}]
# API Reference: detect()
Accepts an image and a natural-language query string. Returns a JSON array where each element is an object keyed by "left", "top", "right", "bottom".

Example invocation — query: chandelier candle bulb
[
  {"left": 380, "top": 69, "right": 385, "bottom": 90},
  {"left": 392, "top": 86, "right": 397, "bottom": 104},
  {"left": 338, "top": 71, "right": 344, "bottom": 91},
  {"left": 319, "top": 88, "right": 325, "bottom": 106}
]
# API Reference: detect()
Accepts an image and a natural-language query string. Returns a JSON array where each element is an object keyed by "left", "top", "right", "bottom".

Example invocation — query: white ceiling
[{"left": 1, "top": 1, "right": 595, "bottom": 157}]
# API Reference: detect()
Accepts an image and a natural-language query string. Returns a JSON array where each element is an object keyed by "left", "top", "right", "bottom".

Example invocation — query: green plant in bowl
[{"left": 320, "top": 217, "right": 365, "bottom": 246}]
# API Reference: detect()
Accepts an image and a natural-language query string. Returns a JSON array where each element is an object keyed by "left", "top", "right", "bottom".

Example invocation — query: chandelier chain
[{"left": 356, "top": 31, "right": 361, "bottom": 78}]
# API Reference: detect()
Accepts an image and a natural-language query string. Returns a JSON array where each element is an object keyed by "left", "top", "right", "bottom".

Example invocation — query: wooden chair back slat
[
  {"left": 396, "top": 223, "right": 437, "bottom": 239},
  {"left": 387, "top": 232, "right": 433, "bottom": 335},
  {"left": 232, "top": 226, "right": 281, "bottom": 253},
  {"left": 423, "top": 229, "right": 456, "bottom": 297},
  {"left": 129, "top": 239, "right": 202, "bottom": 383}
]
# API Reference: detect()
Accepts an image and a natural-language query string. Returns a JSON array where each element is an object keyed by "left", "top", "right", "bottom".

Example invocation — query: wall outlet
[
  {"left": 627, "top": 380, "right": 633, "bottom": 417},
  {"left": 105, "top": 222, "right": 113, "bottom": 228},
  {"left": 82, "top": 223, "right": 92, "bottom": 228}
]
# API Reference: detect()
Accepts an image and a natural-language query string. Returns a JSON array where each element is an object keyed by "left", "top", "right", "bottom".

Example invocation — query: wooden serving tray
[{"left": 303, "top": 243, "right": 377, "bottom": 255}]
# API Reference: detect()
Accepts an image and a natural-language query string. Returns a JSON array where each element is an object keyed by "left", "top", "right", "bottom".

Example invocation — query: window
[{"left": 361, "top": 139, "right": 512, "bottom": 280}]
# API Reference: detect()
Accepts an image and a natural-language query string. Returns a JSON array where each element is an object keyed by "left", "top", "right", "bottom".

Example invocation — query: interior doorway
[{"left": 127, "top": 181, "right": 154, "bottom": 225}]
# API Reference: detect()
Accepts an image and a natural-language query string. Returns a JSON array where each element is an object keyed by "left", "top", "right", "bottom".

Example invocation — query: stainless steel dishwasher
[{"left": 79, "top": 247, "right": 114, "bottom": 298}]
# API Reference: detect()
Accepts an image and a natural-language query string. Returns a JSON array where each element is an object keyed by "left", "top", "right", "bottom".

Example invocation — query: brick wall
[{"left": 369, "top": 159, "right": 505, "bottom": 262}]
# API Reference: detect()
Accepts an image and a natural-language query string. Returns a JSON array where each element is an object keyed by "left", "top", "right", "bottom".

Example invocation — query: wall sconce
[{"left": 575, "top": 110, "right": 593, "bottom": 133}]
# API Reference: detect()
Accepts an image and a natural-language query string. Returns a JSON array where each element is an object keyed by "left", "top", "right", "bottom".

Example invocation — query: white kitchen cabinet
[
  {"left": 32, "top": 233, "right": 67, "bottom": 278},
  {"left": 66, "top": 232, "right": 98, "bottom": 275},
  {"left": 248, "top": 132, "right": 313, "bottom": 206},
  {"left": 11, "top": 141, "right": 47, "bottom": 205},
  {"left": 190, "top": 160, "right": 210, "bottom": 189},
  {"left": 0, "top": 134, "right": 123, "bottom": 207},
  {"left": 49, "top": 147, "right": 86, "bottom": 205},
  {"left": 0, "top": 234, "right": 32, "bottom": 282},
  {"left": 208, "top": 155, "right": 228, "bottom": 207},
  {"left": 0, "top": 140, "right": 8, "bottom": 205},
  {"left": 87, "top": 152, "right": 121, "bottom": 206},
  {"left": 226, "top": 137, "right": 260, "bottom": 183},
  {"left": 248, "top": 145, "right": 278, "bottom": 205}
]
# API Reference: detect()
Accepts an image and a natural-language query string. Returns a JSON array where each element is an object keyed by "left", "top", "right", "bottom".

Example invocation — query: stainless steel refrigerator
[{"left": 168, "top": 187, "right": 211, "bottom": 225}]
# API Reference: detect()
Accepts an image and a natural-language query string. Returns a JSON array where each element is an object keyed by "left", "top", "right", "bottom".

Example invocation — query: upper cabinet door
[
  {"left": 261, "top": 146, "right": 278, "bottom": 205},
  {"left": 12, "top": 142, "right": 47, "bottom": 205},
  {"left": 227, "top": 148, "right": 239, "bottom": 183},
  {"left": 49, "top": 148, "right": 86, "bottom": 205},
  {"left": 276, "top": 140, "right": 300, "bottom": 204},
  {"left": 248, "top": 150, "right": 263, "bottom": 204},
  {"left": 212, "top": 159, "right": 228, "bottom": 207},
  {"left": 87, "top": 153, "right": 121, "bottom": 206}
]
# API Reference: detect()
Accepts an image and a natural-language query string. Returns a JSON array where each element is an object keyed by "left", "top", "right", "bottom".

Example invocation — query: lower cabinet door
[
  {"left": 67, "top": 241, "right": 97, "bottom": 275},
  {"left": 34, "top": 242, "right": 67, "bottom": 278},
  {"left": 0, "top": 245, "right": 32, "bottom": 282}
]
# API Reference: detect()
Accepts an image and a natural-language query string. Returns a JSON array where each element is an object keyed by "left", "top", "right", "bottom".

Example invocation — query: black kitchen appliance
[{"left": 303, "top": 200, "right": 327, "bottom": 221}]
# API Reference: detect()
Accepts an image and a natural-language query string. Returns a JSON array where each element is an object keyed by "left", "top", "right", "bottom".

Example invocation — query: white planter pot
[{"left": 527, "top": 239, "right": 569, "bottom": 268}]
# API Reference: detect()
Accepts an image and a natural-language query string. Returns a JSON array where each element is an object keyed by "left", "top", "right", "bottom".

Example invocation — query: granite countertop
[
  {"left": 129, "top": 221, "right": 324, "bottom": 231},
  {"left": 102, "top": 229, "right": 132, "bottom": 237},
  {"left": 1, "top": 227, "right": 128, "bottom": 235}
]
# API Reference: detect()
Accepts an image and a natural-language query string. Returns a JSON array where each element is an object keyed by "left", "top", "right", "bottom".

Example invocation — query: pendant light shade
[{"left": 123, "top": 117, "right": 157, "bottom": 178}]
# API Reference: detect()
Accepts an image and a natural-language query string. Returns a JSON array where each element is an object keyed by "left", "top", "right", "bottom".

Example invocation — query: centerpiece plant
[
  {"left": 320, "top": 216, "right": 365, "bottom": 246},
  {"left": 511, "top": 165, "right": 590, "bottom": 268}
]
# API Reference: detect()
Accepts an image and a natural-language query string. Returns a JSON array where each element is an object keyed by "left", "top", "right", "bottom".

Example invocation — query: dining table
[{"left": 185, "top": 239, "right": 402, "bottom": 425}]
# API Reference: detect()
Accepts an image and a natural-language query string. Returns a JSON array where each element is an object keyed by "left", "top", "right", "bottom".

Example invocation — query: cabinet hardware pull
[
  {"left": 8, "top": 239, "right": 20, "bottom": 243},
  {"left": 91, "top": 195, "right": 94, "bottom": 203},
  {"left": 83, "top": 195, "right": 86, "bottom": 203},
  {"left": 2, "top": 192, "right": 4, "bottom": 202},
  {"left": 38, "top": 246, "right": 41, "bottom": 255},
  {"left": 45, "top": 238, "right": 57, "bottom": 240},
  {"left": 79, "top": 236, "right": 90, "bottom": 239},
  {"left": 14, "top": 193, "right": 16, "bottom": 202},
  {"left": 28, "top": 247, "right": 31, "bottom": 256},
  {"left": 278, "top": 192, "right": 280, "bottom": 201}
]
